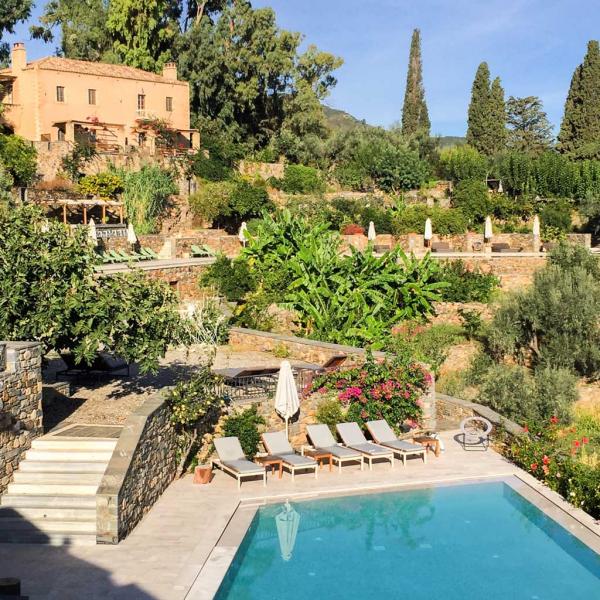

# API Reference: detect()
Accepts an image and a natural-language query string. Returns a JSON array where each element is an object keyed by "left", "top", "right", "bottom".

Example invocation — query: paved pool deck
[{"left": 1, "top": 430, "right": 598, "bottom": 600}]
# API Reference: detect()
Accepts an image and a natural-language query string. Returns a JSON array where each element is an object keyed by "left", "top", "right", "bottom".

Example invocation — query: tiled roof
[{"left": 3, "top": 56, "right": 186, "bottom": 85}]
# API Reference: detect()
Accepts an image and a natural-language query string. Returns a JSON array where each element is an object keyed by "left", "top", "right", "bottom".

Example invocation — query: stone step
[
  {"left": 0, "top": 506, "right": 96, "bottom": 521},
  {"left": 12, "top": 472, "right": 103, "bottom": 485},
  {"left": 31, "top": 438, "right": 116, "bottom": 451},
  {"left": 25, "top": 449, "right": 114, "bottom": 462},
  {"left": 0, "top": 494, "right": 97, "bottom": 509},
  {"left": 0, "top": 517, "right": 96, "bottom": 533},
  {"left": 0, "top": 529, "right": 97, "bottom": 546},
  {"left": 19, "top": 461, "right": 107, "bottom": 474},
  {"left": 6, "top": 483, "right": 98, "bottom": 496}
]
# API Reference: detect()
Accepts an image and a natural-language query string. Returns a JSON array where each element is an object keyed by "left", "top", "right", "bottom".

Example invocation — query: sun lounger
[
  {"left": 108, "top": 249, "right": 128, "bottom": 263},
  {"left": 213, "top": 437, "right": 266, "bottom": 489},
  {"left": 117, "top": 249, "right": 141, "bottom": 261},
  {"left": 366, "top": 420, "right": 427, "bottom": 465},
  {"left": 191, "top": 244, "right": 215, "bottom": 257},
  {"left": 262, "top": 431, "right": 318, "bottom": 481},
  {"left": 305, "top": 424, "right": 364, "bottom": 472},
  {"left": 336, "top": 422, "right": 394, "bottom": 470},
  {"left": 140, "top": 247, "right": 160, "bottom": 260}
]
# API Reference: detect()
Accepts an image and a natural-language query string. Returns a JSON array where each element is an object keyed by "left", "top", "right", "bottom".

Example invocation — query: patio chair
[
  {"left": 305, "top": 424, "right": 364, "bottom": 472},
  {"left": 366, "top": 420, "right": 427, "bottom": 465},
  {"left": 336, "top": 422, "right": 394, "bottom": 470},
  {"left": 262, "top": 432, "right": 318, "bottom": 481},
  {"left": 213, "top": 436, "right": 266, "bottom": 489},
  {"left": 460, "top": 416, "right": 492, "bottom": 451}
]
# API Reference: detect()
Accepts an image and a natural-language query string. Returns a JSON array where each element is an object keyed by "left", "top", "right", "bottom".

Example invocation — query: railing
[
  {"left": 0, "top": 343, "right": 6, "bottom": 372},
  {"left": 215, "top": 369, "right": 315, "bottom": 403}
]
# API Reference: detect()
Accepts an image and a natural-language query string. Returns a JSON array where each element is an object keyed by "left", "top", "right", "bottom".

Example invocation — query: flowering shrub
[
  {"left": 341, "top": 223, "right": 365, "bottom": 235},
  {"left": 504, "top": 417, "right": 600, "bottom": 519},
  {"left": 310, "top": 352, "right": 430, "bottom": 431}
]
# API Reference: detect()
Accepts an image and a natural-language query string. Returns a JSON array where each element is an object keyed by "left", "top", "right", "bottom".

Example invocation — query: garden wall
[
  {"left": 96, "top": 391, "right": 178, "bottom": 544},
  {"left": 228, "top": 328, "right": 436, "bottom": 444},
  {"left": 98, "top": 260, "right": 212, "bottom": 300},
  {"left": 0, "top": 342, "right": 43, "bottom": 494},
  {"left": 435, "top": 393, "right": 524, "bottom": 436}
]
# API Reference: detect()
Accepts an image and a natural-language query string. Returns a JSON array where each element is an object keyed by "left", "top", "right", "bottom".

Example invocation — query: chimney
[
  {"left": 162, "top": 62, "right": 177, "bottom": 81},
  {"left": 11, "top": 43, "right": 27, "bottom": 74}
]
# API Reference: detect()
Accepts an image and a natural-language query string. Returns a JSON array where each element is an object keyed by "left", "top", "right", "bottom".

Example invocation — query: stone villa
[{"left": 0, "top": 43, "right": 198, "bottom": 153}]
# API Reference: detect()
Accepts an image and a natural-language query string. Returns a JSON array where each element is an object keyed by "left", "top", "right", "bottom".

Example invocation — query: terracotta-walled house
[{"left": 0, "top": 43, "right": 198, "bottom": 153}]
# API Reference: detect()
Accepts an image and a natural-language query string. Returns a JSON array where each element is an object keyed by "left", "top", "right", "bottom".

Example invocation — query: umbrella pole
[{"left": 286, "top": 417, "right": 289, "bottom": 440}]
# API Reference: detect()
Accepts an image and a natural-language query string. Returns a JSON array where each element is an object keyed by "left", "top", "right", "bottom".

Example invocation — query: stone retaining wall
[
  {"left": 436, "top": 392, "right": 524, "bottom": 436},
  {"left": 96, "top": 392, "right": 178, "bottom": 544},
  {"left": 0, "top": 342, "right": 43, "bottom": 494},
  {"left": 228, "top": 328, "right": 436, "bottom": 438}
]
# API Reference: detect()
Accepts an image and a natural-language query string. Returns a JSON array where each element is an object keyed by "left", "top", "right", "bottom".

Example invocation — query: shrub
[
  {"left": 0, "top": 134, "right": 37, "bottom": 186},
  {"left": 118, "top": 166, "right": 177, "bottom": 234},
  {"left": 503, "top": 418, "right": 600, "bottom": 519},
  {"left": 193, "top": 152, "right": 233, "bottom": 182},
  {"left": 483, "top": 247, "right": 600, "bottom": 378},
  {"left": 200, "top": 255, "right": 257, "bottom": 303},
  {"left": 0, "top": 162, "right": 13, "bottom": 208},
  {"left": 77, "top": 172, "right": 123, "bottom": 199},
  {"left": 229, "top": 179, "right": 273, "bottom": 219},
  {"left": 438, "top": 260, "right": 499, "bottom": 303},
  {"left": 358, "top": 204, "right": 395, "bottom": 234},
  {"left": 333, "top": 161, "right": 370, "bottom": 191},
  {"left": 222, "top": 405, "right": 266, "bottom": 458},
  {"left": 310, "top": 352, "right": 429, "bottom": 430},
  {"left": 61, "top": 141, "right": 96, "bottom": 182},
  {"left": 540, "top": 200, "right": 572, "bottom": 233},
  {"left": 392, "top": 205, "right": 468, "bottom": 235},
  {"left": 189, "top": 180, "right": 235, "bottom": 223},
  {"left": 280, "top": 164, "right": 325, "bottom": 194},
  {"left": 389, "top": 323, "right": 464, "bottom": 376},
  {"left": 451, "top": 179, "right": 491, "bottom": 225},
  {"left": 315, "top": 396, "right": 347, "bottom": 436},
  {"left": 474, "top": 362, "right": 576, "bottom": 424},
  {"left": 341, "top": 223, "right": 365, "bottom": 235},
  {"left": 439, "top": 145, "right": 487, "bottom": 182}
]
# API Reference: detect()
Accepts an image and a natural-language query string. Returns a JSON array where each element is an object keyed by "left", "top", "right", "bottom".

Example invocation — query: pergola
[{"left": 44, "top": 198, "right": 124, "bottom": 225}]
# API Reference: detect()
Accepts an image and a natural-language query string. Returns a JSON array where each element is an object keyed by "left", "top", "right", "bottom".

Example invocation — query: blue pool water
[{"left": 215, "top": 481, "right": 600, "bottom": 599}]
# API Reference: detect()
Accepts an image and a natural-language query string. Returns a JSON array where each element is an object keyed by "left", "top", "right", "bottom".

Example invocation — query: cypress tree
[
  {"left": 401, "top": 28, "right": 430, "bottom": 137},
  {"left": 466, "top": 62, "right": 491, "bottom": 153},
  {"left": 558, "top": 40, "right": 600, "bottom": 158},
  {"left": 489, "top": 76, "right": 507, "bottom": 154},
  {"left": 466, "top": 63, "right": 506, "bottom": 156}
]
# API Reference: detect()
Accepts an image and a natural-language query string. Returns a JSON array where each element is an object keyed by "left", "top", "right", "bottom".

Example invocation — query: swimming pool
[{"left": 215, "top": 481, "right": 600, "bottom": 599}]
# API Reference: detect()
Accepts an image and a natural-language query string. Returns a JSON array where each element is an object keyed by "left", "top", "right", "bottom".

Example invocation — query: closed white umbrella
[
  {"left": 498, "top": 180, "right": 504, "bottom": 193},
  {"left": 424, "top": 218, "right": 433, "bottom": 241},
  {"left": 88, "top": 218, "right": 97, "bottom": 246},
  {"left": 276, "top": 501, "right": 300, "bottom": 561},
  {"left": 127, "top": 222, "right": 137, "bottom": 244},
  {"left": 484, "top": 216, "right": 493, "bottom": 241},
  {"left": 274, "top": 360, "right": 300, "bottom": 439},
  {"left": 238, "top": 221, "right": 248, "bottom": 246},
  {"left": 367, "top": 221, "right": 376, "bottom": 241},
  {"left": 532, "top": 215, "right": 541, "bottom": 237}
]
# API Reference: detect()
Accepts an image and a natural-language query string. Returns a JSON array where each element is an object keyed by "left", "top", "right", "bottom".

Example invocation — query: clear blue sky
[{"left": 6, "top": 0, "right": 600, "bottom": 136}]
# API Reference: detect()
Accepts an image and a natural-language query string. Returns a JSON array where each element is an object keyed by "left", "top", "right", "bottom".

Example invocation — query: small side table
[
  {"left": 413, "top": 436, "right": 441, "bottom": 457},
  {"left": 303, "top": 449, "right": 333, "bottom": 471},
  {"left": 256, "top": 455, "right": 283, "bottom": 478}
]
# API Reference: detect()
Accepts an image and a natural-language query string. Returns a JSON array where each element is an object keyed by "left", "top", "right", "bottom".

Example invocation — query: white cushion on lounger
[
  {"left": 383, "top": 439, "right": 425, "bottom": 452},
  {"left": 349, "top": 442, "right": 392, "bottom": 456},
  {"left": 262, "top": 431, "right": 294, "bottom": 455},
  {"left": 278, "top": 453, "right": 317, "bottom": 467},
  {"left": 222, "top": 459, "right": 265, "bottom": 474},
  {"left": 214, "top": 436, "right": 245, "bottom": 461}
]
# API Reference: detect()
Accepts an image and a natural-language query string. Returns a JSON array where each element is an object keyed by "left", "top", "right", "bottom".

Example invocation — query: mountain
[{"left": 323, "top": 106, "right": 370, "bottom": 133}]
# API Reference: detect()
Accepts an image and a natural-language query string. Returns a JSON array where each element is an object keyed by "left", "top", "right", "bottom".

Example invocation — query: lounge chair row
[
  {"left": 99, "top": 247, "right": 160, "bottom": 263},
  {"left": 213, "top": 419, "right": 428, "bottom": 489},
  {"left": 190, "top": 244, "right": 215, "bottom": 258}
]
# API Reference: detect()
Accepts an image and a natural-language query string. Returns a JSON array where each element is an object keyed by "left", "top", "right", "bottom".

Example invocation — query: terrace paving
[{"left": 0, "top": 430, "right": 571, "bottom": 600}]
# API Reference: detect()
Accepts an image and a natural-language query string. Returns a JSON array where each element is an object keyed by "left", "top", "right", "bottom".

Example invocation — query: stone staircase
[{"left": 0, "top": 436, "right": 116, "bottom": 545}]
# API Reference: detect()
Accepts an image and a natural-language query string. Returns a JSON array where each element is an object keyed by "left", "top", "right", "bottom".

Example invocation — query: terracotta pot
[{"left": 194, "top": 465, "right": 213, "bottom": 484}]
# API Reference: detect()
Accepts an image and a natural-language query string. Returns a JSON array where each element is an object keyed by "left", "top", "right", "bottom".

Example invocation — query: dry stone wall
[
  {"left": 96, "top": 392, "right": 178, "bottom": 544},
  {"left": 0, "top": 342, "right": 43, "bottom": 494}
]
